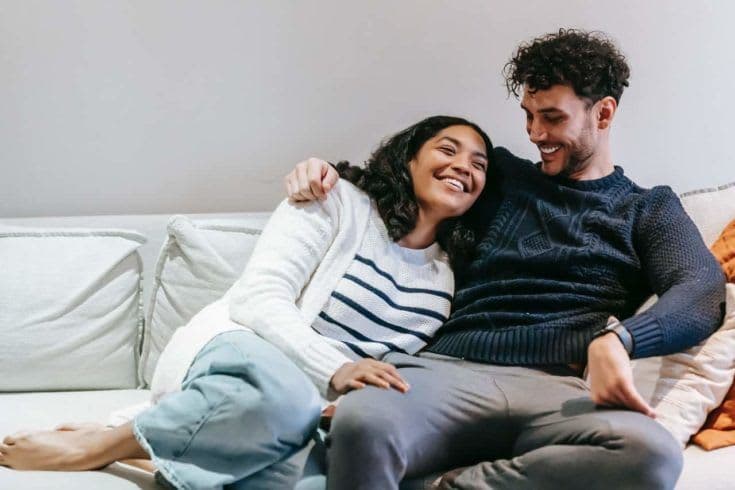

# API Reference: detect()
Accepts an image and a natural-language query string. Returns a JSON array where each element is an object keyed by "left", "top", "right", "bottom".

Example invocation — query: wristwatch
[{"left": 592, "top": 320, "right": 634, "bottom": 355}]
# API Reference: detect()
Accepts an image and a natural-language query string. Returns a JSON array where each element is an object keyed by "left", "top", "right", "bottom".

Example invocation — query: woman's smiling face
[{"left": 408, "top": 124, "right": 488, "bottom": 222}]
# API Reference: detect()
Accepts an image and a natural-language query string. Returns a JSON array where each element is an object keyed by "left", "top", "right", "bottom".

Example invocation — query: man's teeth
[
  {"left": 443, "top": 178, "right": 464, "bottom": 191},
  {"left": 540, "top": 145, "right": 561, "bottom": 154}
]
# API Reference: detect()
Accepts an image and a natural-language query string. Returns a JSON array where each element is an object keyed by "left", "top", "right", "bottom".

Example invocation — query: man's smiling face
[{"left": 521, "top": 84, "right": 599, "bottom": 178}]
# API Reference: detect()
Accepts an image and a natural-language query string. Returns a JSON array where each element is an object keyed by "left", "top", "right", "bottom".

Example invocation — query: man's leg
[
  {"left": 326, "top": 353, "right": 514, "bottom": 490},
  {"left": 437, "top": 367, "right": 682, "bottom": 490}
]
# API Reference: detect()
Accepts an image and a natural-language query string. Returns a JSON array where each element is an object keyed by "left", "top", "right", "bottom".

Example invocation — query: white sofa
[{"left": 1, "top": 180, "right": 734, "bottom": 489}]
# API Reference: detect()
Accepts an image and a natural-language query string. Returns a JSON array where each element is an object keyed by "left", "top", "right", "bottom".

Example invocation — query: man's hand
[
  {"left": 284, "top": 157, "right": 340, "bottom": 201},
  {"left": 330, "top": 359, "right": 410, "bottom": 395},
  {"left": 587, "top": 332, "right": 656, "bottom": 418}
]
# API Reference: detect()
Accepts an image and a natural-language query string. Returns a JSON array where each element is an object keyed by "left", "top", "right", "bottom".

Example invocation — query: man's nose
[{"left": 528, "top": 121, "right": 547, "bottom": 142}]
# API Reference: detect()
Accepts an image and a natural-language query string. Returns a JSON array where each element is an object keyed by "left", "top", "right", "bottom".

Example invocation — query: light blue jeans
[{"left": 132, "top": 331, "right": 322, "bottom": 490}]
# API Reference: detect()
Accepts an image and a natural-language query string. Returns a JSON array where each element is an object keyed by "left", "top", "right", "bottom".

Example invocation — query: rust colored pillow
[
  {"left": 693, "top": 380, "right": 735, "bottom": 450},
  {"left": 711, "top": 218, "right": 735, "bottom": 282}
]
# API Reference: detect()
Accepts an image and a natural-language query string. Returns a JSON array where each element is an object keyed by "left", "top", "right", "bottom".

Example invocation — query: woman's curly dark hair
[
  {"left": 335, "top": 115, "right": 493, "bottom": 269},
  {"left": 503, "top": 29, "right": 630, "bottom": 104}
]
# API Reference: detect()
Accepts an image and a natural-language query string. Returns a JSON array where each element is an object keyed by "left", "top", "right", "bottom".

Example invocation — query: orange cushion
[
  {"left": 711, "top": 218, "right": 735, "bottom": 282},
  {"left": 691, "top": 218, "right": 735, "bottom": 450}
]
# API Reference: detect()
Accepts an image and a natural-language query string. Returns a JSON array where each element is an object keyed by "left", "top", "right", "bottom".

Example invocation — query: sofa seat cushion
[
  {"left": 677, "top": 445, "right": 735, "bottom": 489},
  {"left": 0, "top": 389, "right": 155, "bottom": 489}
]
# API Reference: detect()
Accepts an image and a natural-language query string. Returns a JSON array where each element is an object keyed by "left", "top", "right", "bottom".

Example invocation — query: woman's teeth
[{"left": 442, "top": 178, "right": 464, "bottom": 191}]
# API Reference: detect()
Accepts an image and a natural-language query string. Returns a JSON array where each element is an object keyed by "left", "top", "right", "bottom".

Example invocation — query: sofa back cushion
[
  {"left": 680, "top": 182, "right": 735, "bottom": 246},
  {"left": 139, "top": 215, "right": 264, "bottom": 385},
  {"left": 0, "top": 227, "right": 145, "bottom": 391}
]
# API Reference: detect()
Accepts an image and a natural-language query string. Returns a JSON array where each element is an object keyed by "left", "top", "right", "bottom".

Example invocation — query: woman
[{"left": 0, "top": 115, "right": 492, "bottom": 489}]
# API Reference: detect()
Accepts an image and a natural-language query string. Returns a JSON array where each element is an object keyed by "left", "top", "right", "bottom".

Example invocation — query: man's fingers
[
  {"left": 2, "top": 434, "right": 18, "bottom": 445},
  {"left": 295, "top": 164, "right": 317, "bottom": 200},
  {"left": 307, "top": 160, "right": 326, "bottom": 199},
  {"left": 322, "top": 163, "right": 339, "bottom": 191},
  {"left": 285, "top": 177, "right": 295, "bottom": 199},
  {"left": 620, "top": 386, "right": 656, "bottom": 418}
]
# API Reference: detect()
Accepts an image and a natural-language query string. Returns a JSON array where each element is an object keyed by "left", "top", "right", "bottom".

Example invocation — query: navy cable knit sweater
[{"left": 427, "top": 147, "right": 726, "bottom": 364}]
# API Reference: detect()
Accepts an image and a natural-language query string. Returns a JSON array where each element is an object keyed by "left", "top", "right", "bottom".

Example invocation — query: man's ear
[{"left": 596, "top": 96, "right": 617, "bottom": 130}]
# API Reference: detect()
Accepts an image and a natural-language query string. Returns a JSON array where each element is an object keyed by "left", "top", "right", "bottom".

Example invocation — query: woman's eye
[
  {"left": 439, "top": 146, "right": 456, "bottom": 155},
  {"left": 473, "top": 162, "right": 487, "bottom": 171}
]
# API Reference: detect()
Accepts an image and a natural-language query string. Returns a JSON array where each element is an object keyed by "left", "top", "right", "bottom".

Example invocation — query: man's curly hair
[
  {"left": 504, "top": 29, "right": 630, "bottom": 104},
  {"left": 335, "top": 115, "right": 493, "bottom": 269}
]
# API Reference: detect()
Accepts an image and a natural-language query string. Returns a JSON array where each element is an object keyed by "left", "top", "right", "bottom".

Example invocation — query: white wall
[{"left": 2, "top": 0, "right": 734, "bottom": 217}]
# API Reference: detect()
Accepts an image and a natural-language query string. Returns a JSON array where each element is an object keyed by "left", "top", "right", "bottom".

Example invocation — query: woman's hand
[{"left": 330, "top": 359, "right": 410, "bottom": 395}]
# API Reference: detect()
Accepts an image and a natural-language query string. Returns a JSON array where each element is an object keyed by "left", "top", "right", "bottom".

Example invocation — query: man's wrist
[{"left": 592, "top": 320, "right": 634, "bottom": 355}]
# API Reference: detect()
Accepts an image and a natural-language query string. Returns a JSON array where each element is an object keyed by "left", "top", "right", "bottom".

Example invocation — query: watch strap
[{"left": 593, "top": 320, "right": 634, "bottom": 355}]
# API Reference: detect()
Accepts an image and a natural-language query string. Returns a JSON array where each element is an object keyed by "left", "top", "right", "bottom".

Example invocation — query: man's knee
[
  {"left": 617, "top": 423, "right": 683, "bottom": 489},
  {"left": 328, "top": 390, "right": 405, "bottom": 460}
]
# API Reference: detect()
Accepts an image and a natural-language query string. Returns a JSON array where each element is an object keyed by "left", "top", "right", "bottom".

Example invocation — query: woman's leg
[
  {"left": 134, "top": 330, "right": 322, "bottom": 489},
  {"left": 1, "top": 330, "right": 322, "bottom": 489}
]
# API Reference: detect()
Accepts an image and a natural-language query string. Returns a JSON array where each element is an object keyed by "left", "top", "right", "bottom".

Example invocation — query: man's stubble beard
[{"left": 559, "top": 122, "right": 596, "bottom": 179}]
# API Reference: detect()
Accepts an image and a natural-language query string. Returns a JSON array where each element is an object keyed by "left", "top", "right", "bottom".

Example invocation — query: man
[{"left": 284, "top": 29, "right": 726, "bottom": 489}]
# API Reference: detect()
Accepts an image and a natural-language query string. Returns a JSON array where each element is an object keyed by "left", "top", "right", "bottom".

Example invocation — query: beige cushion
[
  {"left": 139, "top": 216, "right": 264, "bottom": 385},
  {"left": 639, "top": 285, "right": 735, "bottom": 447},
  {"left": 0, "top": 227, "right": 145, "bottom": 391}
]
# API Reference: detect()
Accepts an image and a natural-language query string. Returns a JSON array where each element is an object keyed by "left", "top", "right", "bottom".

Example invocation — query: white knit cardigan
[{"left": 147, "top": 180, "right": 372, "bottom": 408}]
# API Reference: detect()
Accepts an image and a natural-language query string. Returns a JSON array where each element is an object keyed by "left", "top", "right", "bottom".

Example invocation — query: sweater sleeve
[
  {"left": 228, "top": 191, "right": 353, "bottom": 399},
  {"left": 624, "top": 186, "right": 726, "bottom": 358}
]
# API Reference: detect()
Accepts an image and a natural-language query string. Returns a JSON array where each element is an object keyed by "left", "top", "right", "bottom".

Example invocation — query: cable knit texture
[{"left": 427, "top": 147, "right": 726, "bottom": 364}]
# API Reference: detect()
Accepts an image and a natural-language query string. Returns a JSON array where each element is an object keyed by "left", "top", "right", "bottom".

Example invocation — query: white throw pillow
[
  {"left": 0, "top": 227, "right": 145, "bottom": 391},
  {"left": 139, "top": 215, "right": 263, "bottom": 385}
]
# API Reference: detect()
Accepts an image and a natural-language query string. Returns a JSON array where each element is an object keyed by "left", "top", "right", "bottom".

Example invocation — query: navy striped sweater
[{"left": 427, "top": 147, "right": 726, "bottom": 364}]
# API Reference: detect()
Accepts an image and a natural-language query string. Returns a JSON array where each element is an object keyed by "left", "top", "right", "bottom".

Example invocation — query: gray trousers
[{"left": 326, "top": 352, "right": 683, "bottom": 490}]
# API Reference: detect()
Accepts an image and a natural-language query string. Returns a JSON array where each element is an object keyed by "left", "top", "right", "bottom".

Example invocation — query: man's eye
[{"left": 545, "top": 115, "right": 563, "bottom": 123}]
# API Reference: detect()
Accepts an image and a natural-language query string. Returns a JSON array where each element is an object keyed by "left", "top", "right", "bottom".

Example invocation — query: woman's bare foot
[
  {"left": 119, "top": 459, "right": 157, "bottom": 473},
  {"left": 0, "top": 422, "right": 148, "bottom": 471}
]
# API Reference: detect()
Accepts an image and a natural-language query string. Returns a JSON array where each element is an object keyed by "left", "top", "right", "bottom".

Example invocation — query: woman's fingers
[
  {"left": 361, "top": 373, "right": 391, "bottom": 389},
  {"left": 374, "top": 369, "right": 410, "bottom": 392},
  {"left": 347, "top": 379, "right": 366, "bottom": 391}
]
